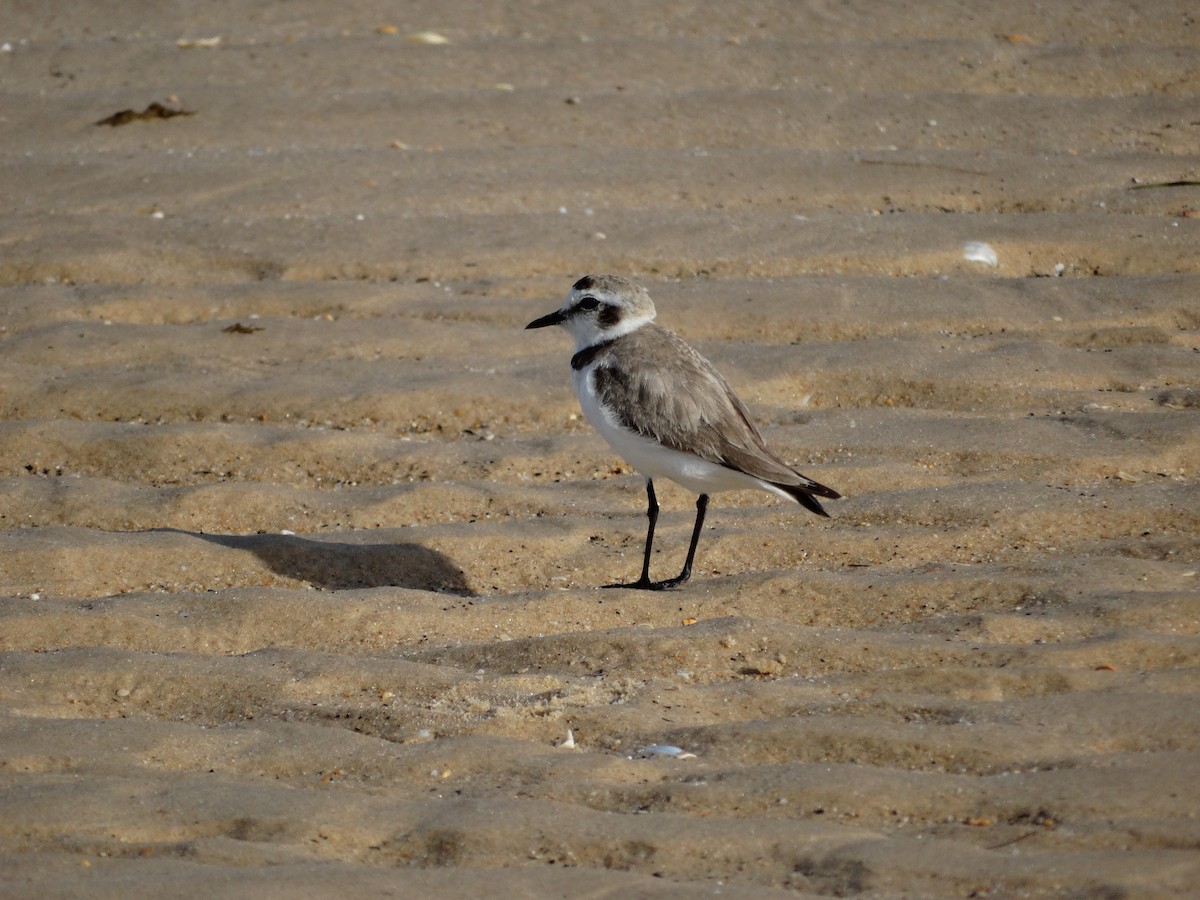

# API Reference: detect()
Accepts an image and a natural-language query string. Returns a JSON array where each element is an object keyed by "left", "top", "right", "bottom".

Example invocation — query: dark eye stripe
[{"left": 597, "top": 304, "right": 622, "bottom": 327}]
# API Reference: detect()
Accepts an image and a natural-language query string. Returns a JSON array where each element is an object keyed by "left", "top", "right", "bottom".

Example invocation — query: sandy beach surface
[{"left": 2, "top": 2, "right": 1199, "bottom": 897}]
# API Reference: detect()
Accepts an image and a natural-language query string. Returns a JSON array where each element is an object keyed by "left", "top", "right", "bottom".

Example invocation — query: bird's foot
[{"left": 602, "top": 571, "right": 691, "bottom": 591}]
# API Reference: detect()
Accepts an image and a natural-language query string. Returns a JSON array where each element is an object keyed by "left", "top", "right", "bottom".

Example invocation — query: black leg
[
  {"left": 637, "top": 478, "right": 660, "bottom": 585},
  {"left": 657, "top": 493, "right": 708, "bottom": 589},
  {"left": 604, "top": 479, "right": 659, "bottom": 590},
  {"left": 605, "top": 486, "right": 709, "bottom": 591}
]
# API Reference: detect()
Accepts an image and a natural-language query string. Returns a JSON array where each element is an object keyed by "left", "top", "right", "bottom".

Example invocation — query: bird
[{"left": 526, "top": 274, "right": 839, "bottom": 589}]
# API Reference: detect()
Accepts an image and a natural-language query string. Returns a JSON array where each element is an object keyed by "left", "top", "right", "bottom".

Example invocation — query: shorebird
[{"left": 527, "top": 274, "right": 839, "bottom": 589}]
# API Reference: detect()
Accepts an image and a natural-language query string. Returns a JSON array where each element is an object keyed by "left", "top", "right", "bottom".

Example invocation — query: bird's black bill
[{"left": 525, "top": 309, "right": 566, "bottom": 329}]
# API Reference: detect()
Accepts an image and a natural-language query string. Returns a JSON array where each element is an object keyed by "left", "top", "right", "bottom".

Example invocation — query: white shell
[
  {"left": 962, "top": 241, "right": 998, "bottom": 267},
  {"left": 638, "top": 744, "right": 697, "bottom": 759}
]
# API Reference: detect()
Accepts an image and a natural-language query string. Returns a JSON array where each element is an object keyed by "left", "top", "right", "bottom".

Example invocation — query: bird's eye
[{"left": 577, "top": 296, "right": 599, "bottom": 311}]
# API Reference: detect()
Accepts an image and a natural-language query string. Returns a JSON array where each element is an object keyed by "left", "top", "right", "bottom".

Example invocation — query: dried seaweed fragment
[
  {"left": 95, "top": 102, "right": 196, "bottom": 127},
  {"left": 1129, "top": 179, "right": 1200, "bottom": 190}
]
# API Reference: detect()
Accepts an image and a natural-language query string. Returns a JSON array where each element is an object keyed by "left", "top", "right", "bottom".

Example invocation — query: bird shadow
[{"left": 155, "top": 529, "right": 474, "bottom": 595}]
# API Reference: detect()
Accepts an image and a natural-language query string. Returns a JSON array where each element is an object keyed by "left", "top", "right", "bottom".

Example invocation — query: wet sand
[{"left": 2, "top": 2, "right": 1199, "bottom": 897}]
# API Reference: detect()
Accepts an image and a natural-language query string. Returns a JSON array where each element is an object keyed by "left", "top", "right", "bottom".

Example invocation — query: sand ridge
[{"left": 1, "top": 2, "right": 1199, "bottom": 897}]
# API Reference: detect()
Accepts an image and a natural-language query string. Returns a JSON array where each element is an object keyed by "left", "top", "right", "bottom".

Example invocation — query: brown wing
[{"left": 593, "top": 325, "right": 838, "bottom": 498}]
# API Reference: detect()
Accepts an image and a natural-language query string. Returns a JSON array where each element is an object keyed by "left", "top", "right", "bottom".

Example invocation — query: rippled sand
[{"left": 2, "top": 2, "right": 1199, "bottom": 897}]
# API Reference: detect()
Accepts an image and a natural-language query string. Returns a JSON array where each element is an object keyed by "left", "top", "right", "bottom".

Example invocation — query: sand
[{"left": 1, "top": 1, "right": 1198, "bottom": 897}]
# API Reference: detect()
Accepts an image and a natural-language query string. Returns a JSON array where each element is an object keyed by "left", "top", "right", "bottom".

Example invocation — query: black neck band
[{"left": 571, "top": 339, "right": 616, "bottom": 371}]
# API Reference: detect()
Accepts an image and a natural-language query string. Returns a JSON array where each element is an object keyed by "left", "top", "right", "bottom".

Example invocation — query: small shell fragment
[
  {"left": 638, "top": 744, "right": 697, "bottom": 759},
  {"left": 962, "top": 241, "right": 998, "bottom": 267},
  {"left": 560, "top": 729, "right": 576, "bottom": 749},
  {"left": 406, "top": 31, "right": 449, "bottom": 45},
  {"left": 176, "top": 36, "right": 222, "bottom": 49}
]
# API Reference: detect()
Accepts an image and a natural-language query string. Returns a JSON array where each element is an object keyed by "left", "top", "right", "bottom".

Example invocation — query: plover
[{"left": 527, "top": 274, "right": 839, "bottom": 590}]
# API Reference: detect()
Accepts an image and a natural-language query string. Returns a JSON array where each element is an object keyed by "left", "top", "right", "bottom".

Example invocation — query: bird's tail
[{"left": 773, "top": 478, "right": 841, "bottom": 518}]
